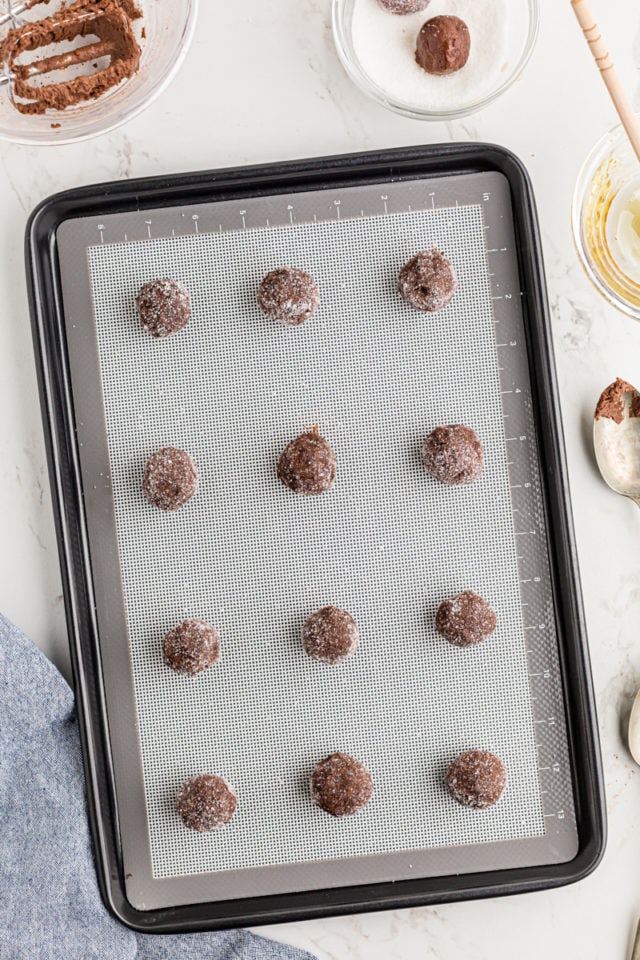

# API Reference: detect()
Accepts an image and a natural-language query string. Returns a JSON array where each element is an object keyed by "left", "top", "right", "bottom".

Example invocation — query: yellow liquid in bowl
[{"left": 583, "top": 159, "right": 640, "bottom": 309}]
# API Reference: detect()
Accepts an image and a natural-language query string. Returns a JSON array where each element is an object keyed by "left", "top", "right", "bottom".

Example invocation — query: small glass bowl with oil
[{"left": 573, "top": 121, "right": 640, "bottom": 320}]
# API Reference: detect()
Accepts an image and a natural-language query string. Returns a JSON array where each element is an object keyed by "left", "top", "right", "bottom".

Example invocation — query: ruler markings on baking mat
[{"left": 60, "top": 171, "right": 575, "bottom": 895}]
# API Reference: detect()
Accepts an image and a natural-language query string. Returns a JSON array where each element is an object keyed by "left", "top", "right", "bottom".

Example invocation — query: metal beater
[{"left": 0, "top": 0, "right": 141, "bottom": 115}]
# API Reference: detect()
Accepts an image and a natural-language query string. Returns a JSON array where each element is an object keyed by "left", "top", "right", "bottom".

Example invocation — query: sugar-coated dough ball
[
  {"left": 397, "top": 250, "right": 457, "bottom": 312},
  {"left": 257, "top": 266, "right": 320, "bottom": 326},
  {"left": 378, "top": 0, "right": 430, "bottom": 14},
  {"left": 422, "top": 425, "right": 483, "bottom": 485},
  {"left": 446, "top": 750, "right": 507, "bottom": 809},
  {"left": 436, "top": 591, "right": 496, "bottom": 647},
  {"left": 136, "top": 279, "right": 191, "bottom": 338},
  {"left": 162, "top": 619, "right": 221, "bottom": 675},
  {"left": 302, "top": 606, "right": 359, "bottom": 665},
  {"left": 415, "top": 15, "right": 471, "bottom": 76},
  {"left": 142, "top": 446, "right": 199, "bottom": 511},
  {"left": 311, "top": 752, "right": 374, "bottom": 817},
  {"left": 175, "top": 774, "right": 237, "bottom": 831},
  {"left": 278, "top": 430, "right": 337, "bottom": 495}
]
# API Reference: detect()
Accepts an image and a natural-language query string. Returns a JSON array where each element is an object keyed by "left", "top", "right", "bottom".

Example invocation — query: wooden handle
[
  {"left": 632, "top": 916, "right": 640, "bottom": 960},
  {"left": 571, "top": 0, "right": 640, "bottom": 163}
]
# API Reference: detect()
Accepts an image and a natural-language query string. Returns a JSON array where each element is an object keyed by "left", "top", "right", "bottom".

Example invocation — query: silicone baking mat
[{"left": 55, "top": 168, "right": 577, "bottom": 910}]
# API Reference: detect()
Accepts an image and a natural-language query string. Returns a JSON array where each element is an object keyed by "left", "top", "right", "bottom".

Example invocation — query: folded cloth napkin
[{"left": 0, "top": 613, "right": 316, "bottom": 960}]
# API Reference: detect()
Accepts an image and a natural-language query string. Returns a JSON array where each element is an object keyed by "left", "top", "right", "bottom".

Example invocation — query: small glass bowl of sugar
[{"left": 332, "top": 0, "right": 539, "bottom": 121}]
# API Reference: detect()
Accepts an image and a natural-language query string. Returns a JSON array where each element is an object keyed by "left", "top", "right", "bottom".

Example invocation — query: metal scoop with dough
[{"left": 593, "top": 379, "right": 640, "bottom": 766}]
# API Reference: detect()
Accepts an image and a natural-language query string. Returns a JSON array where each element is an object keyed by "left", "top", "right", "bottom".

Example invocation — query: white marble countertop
[{"left": 2, "top": 1, "right": 640, "bottom": 956}]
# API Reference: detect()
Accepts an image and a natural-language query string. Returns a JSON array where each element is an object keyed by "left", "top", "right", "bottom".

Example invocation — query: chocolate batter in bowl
[{"left": 0, "top": 0, "right": 197, "bottom": 144}]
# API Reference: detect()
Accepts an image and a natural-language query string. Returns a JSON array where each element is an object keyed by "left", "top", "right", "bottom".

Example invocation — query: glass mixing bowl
[
  {"left": 0, "top": 0, "right": 198, "bottom": 145},
  {"left": 332, "top": 0, "right": 539, "bottom": 121},
  {"left": 572, "top": 121, "right": 640, "bottom": 321}
]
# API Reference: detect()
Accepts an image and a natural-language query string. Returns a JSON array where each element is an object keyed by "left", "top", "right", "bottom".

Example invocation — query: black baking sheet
[{"left": 26, "top": 144, "right": 605, "bottom": 932}]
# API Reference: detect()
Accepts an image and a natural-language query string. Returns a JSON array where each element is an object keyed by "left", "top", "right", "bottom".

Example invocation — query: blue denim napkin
[{"left": 0, "top": 613, "right": 316, "bottom": 960}]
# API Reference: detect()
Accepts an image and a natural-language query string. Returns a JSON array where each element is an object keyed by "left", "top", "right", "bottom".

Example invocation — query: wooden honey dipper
[
  {"left": 571, "top": 0, "right": 640, "bottom": 162},
  {"left": 0, "top": 0, "right": 141, "bottom": 115}
]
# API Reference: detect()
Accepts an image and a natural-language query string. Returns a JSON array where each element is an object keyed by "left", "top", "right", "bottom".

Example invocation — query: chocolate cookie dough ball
[
  {"left": 175, "top": 774, "right": 237, "bottom": 831},
  {"left": 278, "top": 429, "right": 337, "bottom": 495},
  {"left": 436, "top": 591, "right": 496, "bottom": 648},
  {"left": 311, "top": 752, "right": 374, "bottom": 817},
  {"left": 257, "top": 266, "right": 320, "bottom": 326},
  {"left": 163, "top": 618, "right": 221, "bottom": 675},
  {"left": 303, "top": 606, "right": 359, "bottom": 666},
  {"left": 446, "top": 750, "right": 507, "bottom": 809},
  {"left": 136, "top": 279, "right": 191, "bottom": 338},
  {"left": 378, "top": 0, "right": 430, "bottom": 13},
  {"left": 397, "top": 250, "right": 457, "bottom": 312},
  {"left": 142, "top": 446, "right": 198, "bottom": 511},
  {"left": 415, "top": 15, "right": 471, "bottom": 76},
  {"left": 422, "top": 425, "right": 483, "bottom": 485}
]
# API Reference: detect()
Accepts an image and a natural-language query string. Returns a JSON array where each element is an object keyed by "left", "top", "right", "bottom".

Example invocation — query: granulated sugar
[{"left": 351, "top": 0, "right": 509, "bottom": 112}]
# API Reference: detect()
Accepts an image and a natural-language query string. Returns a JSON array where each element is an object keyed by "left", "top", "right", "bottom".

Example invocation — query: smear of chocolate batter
[
  {"left": 117, "top": 0, "right": 142, "bottom": 18},
  {"left": 1, "top": 0, "right": 142, "bottom": 115},
  {"left": 594, "top": 377, "right": 640, "bottom": 424}
]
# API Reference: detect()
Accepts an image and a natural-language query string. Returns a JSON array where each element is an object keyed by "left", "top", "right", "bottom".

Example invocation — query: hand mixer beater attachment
[{"left": 0, "top": 0, "right": 141, "bottom": 115}]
